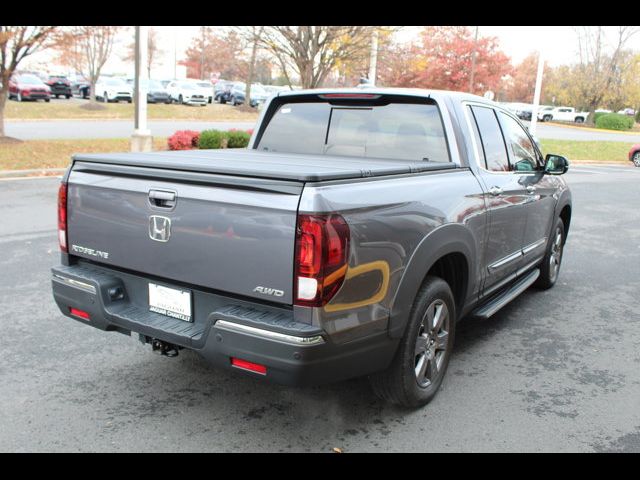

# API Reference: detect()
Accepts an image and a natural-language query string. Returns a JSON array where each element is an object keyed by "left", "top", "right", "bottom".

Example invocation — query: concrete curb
[{"left": 0, "top": 168, "right": 66, "bottom": 178}]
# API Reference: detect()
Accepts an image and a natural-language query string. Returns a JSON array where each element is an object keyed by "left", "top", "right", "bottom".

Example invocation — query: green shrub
[
  {"left": 595, "top": 113, "right": 634, "bottom": 131},
  {"left": 226, "top": 130, "right": 251, "bottom": 148},
  {"left": 593, "top": 111, "right": 609, "bottom": 124},
  {"left": 198, "top": 129, "right": 225, "bottom": 149}
]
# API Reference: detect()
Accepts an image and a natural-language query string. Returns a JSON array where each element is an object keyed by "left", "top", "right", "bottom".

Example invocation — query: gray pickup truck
[{"left": 51, "top": 88, "right": 571, "bottom": 407}]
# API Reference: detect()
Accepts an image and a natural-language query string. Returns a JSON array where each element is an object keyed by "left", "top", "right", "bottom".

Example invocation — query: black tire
[
  {"left": 632, "top": 152, "right": 640, "bottom": 167},
  {"left": 220, "top": 97, "right": 227, "bottom": 104},
  {"left": 45, "top": 98, "right": 50, "bottom": 102},
  {"left": 178, "top": 94, "right": 183, "bottom": 104},
  {"left": 369, "top": 276, "right": 456, "bottom": 408},
  {"left": 534, "top": 217, "right": 565, "bottom": 290},
  {"left": 543, "top": 115, "right": 552, "bottom": 122},
  {"left": 65, "top": 94, "right": 71, "bottom": 99},
  {"left": 54, "top": 94, "right": 59, "bottom": 99},
  {"left": 127, "top": 99, "right": 132, "bottom": 103},
  {"left": 575, "top": 117, "right": 584, "bottom": 124}
]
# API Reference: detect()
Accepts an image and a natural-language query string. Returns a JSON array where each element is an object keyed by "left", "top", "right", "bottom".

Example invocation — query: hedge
[
  {"left": 226, "top": 130, "right": 251, "bottom": 148},
  {"left": 198, "top": 129, "right": 226, "bottom": 149},
  {"left": 167, "top": 130, "right": 200, "bottom": 150},
  {"left": 595, "top": 113, "right": 634, "bottom": 131}
]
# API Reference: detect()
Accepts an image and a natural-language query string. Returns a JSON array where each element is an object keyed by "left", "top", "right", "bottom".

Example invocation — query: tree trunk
[
  {"left": 90, "top": 79, "right": 97, "bottom": 103},
  {"left": 0, "top": 87, "right": 7, "bottom": 137}
]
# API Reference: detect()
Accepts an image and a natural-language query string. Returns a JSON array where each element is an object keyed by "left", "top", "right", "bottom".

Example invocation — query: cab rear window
[{"left": 256, "top": 100, "right": 451, "bottom": 163}]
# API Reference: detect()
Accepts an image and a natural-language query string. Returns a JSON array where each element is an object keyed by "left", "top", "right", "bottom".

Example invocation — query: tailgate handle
[{"left": 149, "top": 190, "right": 176, "bottom": 209}]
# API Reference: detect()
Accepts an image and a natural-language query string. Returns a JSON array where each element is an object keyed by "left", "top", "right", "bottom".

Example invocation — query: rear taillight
[
  {"left": 294, "top": 214, "right": 349, "bottom": 307},
  {"left": 58, "top": 182, "right": 67, "bottom": 252}
]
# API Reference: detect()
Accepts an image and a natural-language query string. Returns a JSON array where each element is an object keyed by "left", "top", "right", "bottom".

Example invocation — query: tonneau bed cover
[{"left": 73, "top": 149, "right": 456, "bottom": 182}]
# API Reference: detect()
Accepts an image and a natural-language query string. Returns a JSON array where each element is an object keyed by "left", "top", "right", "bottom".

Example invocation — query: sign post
[{"left": 131, "top": 25, "right": 152, "bottom": 152}]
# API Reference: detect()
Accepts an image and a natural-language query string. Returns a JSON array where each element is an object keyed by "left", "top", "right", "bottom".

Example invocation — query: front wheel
[
  {"left": 178, "top": 94, "right": 184, "bottom": 104},
  {"left": 369, "top": 276, "right": 456, "bottom": 407},
  {"left": 632, "top": 152, "right": 640, "bottom": 167},
  {"left": 543, "top": 115, "right": 552, "bottom": 122},
  {"left": 534, "top": 218, "right": 565, "bottom": 290},
  {"left": 575, "top": 117, "right": 584, "bottom": 124}
]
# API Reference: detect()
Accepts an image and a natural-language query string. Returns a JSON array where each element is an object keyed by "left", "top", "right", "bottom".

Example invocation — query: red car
[
  {"left": 8, "top": 73, "right": 51, "bottom": 102},
  {"left": 630, "top": 144, "right": 640, "bottom": 167}
]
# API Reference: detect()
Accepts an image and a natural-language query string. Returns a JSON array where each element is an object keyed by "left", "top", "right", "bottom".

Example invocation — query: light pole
[
  {"left": 529, "top": 50, "right": 545, "bottom": 137},
  {"left": 368, "top": 29, "right": 379, "bottom": 86},
  {"left": 131, "top": 25, "right": 152, "bottom": 152}
]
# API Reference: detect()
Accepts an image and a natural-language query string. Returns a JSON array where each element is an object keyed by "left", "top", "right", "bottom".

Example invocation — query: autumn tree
[
  {"left": 0, "top": 26, "right": 57, "bottom": 140},
  {"left": 259, "top": 26, "right": 376, "bottom": 89},
  {"left": 54, "top": 26, "right": 120, "bottom": 103},
  {"left": 377, "top": 41, "right": 426, "bottom": 88},
  {"left": 123, "top": 27, "right": 163, "bottom": 77},
  {"left": 501, "top": 52, "right": 551, "bottom": 103},
  {"left": 572, "top": 26, "right": 640, "bottom": 122},
  {"left": 181, "top": 28, "right": 246, "bottom": 81},
  {"left": 413, "top": 26, "right": 512, "bottom": 94}
]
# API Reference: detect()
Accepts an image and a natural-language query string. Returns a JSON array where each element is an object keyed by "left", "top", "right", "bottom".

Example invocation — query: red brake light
[
  {"left": 58, "top": 182, "right": 68, "bottom": 252},
  {"left": 294, "top": 214, "right": 349, "bottom": 307}
]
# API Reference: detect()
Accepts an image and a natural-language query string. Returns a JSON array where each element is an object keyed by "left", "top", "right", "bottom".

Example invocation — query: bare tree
[
  {"left": 55, "top": 26, "right": 119, "bottom": 103},
  {"left": 0, "top": 26, "right": 57, "bottom": 139},
  {"left": 573, "top": 26, "right": 640, "bottom": 122},
  {"left": 235, "top": 26, "right": 265, "bottom": 107},
  {"left": 259, "top": 26, "right": 376, "bottom": 89},
  {"left": 123, "top": 27, "right": 164, "bottom": 77}
]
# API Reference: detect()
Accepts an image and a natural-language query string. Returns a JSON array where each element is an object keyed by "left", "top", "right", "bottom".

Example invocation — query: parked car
[
  {"left": 629, "top": 144, "right": 640, "bottom": 167},
  {"left": 146, "top": 79, "right": 171, "bottom": 104},
  {"left": 8, "top": 73, "right": 51, "bottom": 102},
  {"left": 618, "top": 108, "right": 636, "bottom": 116},
  {"left": 52, "top": 87, "right": 572, "bottom": 408},
  {"left": 190, "top": 80, "right": 214, "bottom": 103},
  {"left": 214, "top": 80, "right": 234, "bottom": 104},
  {"left": 95, "top": 77, "right": 133, "bottom": 103},
  {"left": 45, "top": 75, "right": 72, "bottom": 99},
  {"left": 229, "top": 82, "right": 268, "bottom": 107},
  {"left": 537, "top": 106, "right": 589, "bottom": 123},
  {"left": 165, "top": 80, "right": 207, "bottom": 106},
  {"left": 69, "top": 75, "right": 90, "bottom": 99}
]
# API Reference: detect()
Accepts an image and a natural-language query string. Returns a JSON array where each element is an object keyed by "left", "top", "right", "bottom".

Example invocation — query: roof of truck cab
[{"left": 276, "top": 87, "right": 497, "bottom": 106}]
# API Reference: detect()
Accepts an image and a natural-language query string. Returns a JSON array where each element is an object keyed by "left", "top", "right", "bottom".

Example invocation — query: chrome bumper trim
[
  {"left": 52, "top": 274, "right": 97, "bottom": 294},
  {"left": 215, "top": 319, "right": 325, "bottom": 346}
]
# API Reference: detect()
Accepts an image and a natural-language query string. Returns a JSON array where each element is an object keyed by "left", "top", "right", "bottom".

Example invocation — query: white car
[
  {"left": 189, "top": 80, "right": 214, "bottom": 104},
  {"left": 537, "top": 106, "right": 589, "bottom": 123},
  {"left": 95, "top": 77, "right": 132, "bottom": 103},
  {"left": 166, "top": 80, "right": 208, "bottom": 106}
]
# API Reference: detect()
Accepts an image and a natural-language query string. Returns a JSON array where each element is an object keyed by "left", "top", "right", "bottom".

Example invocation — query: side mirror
[{"left": 544, "top": 154, "right": 569, "bottom": 175}]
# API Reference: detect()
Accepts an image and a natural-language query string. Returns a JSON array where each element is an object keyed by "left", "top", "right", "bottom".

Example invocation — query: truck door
[
  {"left": 466, "top": 105, "right": 529, "bottom": 297},
  {"left": 496, "top": 111, "right": 559, "bottom": 272}
]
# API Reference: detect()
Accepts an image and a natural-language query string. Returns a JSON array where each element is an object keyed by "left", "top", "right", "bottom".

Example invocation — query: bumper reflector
[
  {"left": 69, "top": 307, "right": 90, "bottom": 320},
  {"left": 231, "top": 357, "right": 267, "bottom": 375}
]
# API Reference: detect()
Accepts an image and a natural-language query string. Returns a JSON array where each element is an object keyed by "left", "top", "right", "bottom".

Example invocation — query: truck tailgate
[{"left": 66, "top": 161, "right": 302, "bottom": 305}]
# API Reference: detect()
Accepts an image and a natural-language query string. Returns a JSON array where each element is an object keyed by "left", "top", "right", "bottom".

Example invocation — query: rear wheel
[
  {"left": 534, "top": 217, "right": 565, "bottom": 290},
  {"left": 369, "top": 276, "right": 456, "bottom": 407},
  {"left": 632, "top": 152, "right": 640, "bottom": 167}
]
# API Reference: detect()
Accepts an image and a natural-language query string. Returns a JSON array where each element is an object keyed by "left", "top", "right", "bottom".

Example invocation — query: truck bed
[{"left": 73, "top": 149, "right": 456, "bottom": 182}]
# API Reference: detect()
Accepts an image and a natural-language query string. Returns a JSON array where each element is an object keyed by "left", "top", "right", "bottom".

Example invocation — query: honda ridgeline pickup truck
[{"left": 52, "top": 88, "right": 572, "bottom": 407}]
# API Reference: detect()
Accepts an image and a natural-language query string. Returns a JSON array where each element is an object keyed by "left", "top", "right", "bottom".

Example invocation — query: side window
[
  {"left": 498, "top": 112, "right": 539, "bottom": 172},
  {"left": 470, "top": 106, "right": 509, "bottom": 172}
]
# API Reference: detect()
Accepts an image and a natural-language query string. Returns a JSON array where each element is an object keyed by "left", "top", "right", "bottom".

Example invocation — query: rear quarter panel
[{"left": 298, "top": 169, "right": 487, "bottom": 343}]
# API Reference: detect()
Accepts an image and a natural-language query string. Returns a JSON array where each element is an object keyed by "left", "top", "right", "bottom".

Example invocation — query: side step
[{"left": 472, "top": 269, "right": 540, "bottom": 319}]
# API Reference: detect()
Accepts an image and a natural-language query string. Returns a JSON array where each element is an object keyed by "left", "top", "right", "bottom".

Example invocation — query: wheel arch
[{"left": 388, "top": 224, "right": 478, "bottom": 339}]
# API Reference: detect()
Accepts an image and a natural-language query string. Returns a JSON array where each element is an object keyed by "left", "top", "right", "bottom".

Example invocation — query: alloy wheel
[
  {"left": 414, "top": 299, "right": 449, "bottom": 388},
  {"left": 549, "top": 227, "right": 563, "bottom": 282}
]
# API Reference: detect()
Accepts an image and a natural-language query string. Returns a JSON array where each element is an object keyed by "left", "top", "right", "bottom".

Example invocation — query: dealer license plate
[{"left": 148, "top": 283, "right": 192, "bottom": 322}]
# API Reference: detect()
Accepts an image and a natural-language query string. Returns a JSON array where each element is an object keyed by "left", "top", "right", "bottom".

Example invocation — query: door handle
[
  {"left": 488, "top": 186, "right": 503, "bottom": 196},
  {"left": 526, "top": 185, "right": 537, "bottom": 194}
]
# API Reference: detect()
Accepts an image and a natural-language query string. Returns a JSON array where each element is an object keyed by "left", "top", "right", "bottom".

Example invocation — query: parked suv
[
  {"left": 8, "top": 73, "right": 51, "bottom": 102},
  {"left": 95, "top": 77, "right": 133, "bottom": 103},
  {"left": 45, "top": 75, "right": 72, "bottom": 99}
]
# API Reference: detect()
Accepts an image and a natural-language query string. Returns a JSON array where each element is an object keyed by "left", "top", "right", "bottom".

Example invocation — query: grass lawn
[
  {"left": 4, "top": 100, "right": 259, "bottom": 122},
  {"left": 539, "top": 139, "right": 634, "bottom": 162},
  {"left": 0, "top": 137, "right": 168, "bottom": 171}
]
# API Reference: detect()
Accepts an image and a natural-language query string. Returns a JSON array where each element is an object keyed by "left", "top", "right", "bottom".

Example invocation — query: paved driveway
[{"left": 1, "top": 164, "right": 639, "bottom": 452}]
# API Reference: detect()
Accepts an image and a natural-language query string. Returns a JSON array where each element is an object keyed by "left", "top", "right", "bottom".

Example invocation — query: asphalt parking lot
[{"left": 1, "top": 164, "right": 639, "bottom": 452}]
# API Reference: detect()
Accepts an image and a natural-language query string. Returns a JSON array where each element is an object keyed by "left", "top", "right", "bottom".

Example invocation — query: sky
[{"left": 21, "top": 26, "right": 640, "bottom": 80}]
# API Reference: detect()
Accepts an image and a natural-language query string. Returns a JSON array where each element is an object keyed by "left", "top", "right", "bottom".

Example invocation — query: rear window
[{"left": 256, "top": 101, "right": 450, "bottom": 163}]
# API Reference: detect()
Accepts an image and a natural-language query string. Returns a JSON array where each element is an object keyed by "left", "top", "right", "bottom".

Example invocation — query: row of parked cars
[
  {"left": 8, "top": 72, "right": 290, "bottom": 109},
  {"left": 502, "top": 102, "right": 637, "bottom": 123}
]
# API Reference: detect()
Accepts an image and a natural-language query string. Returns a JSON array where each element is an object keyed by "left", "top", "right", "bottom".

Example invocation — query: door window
[
  {"left": 498, "top": 112, "right": 539, "bottom": 172},
  {"left": 469, "top": 106, "right": 509, "bottom": 172}
]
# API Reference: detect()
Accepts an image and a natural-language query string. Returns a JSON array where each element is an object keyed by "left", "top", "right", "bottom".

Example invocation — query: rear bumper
[{"left": 51, "top": 262, "right": 397, "bottom": 386}]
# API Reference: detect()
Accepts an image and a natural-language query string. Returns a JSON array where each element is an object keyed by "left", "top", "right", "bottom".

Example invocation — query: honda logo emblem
[{"left": 149, "top": 215, "right": 171, "bottom": 242}]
